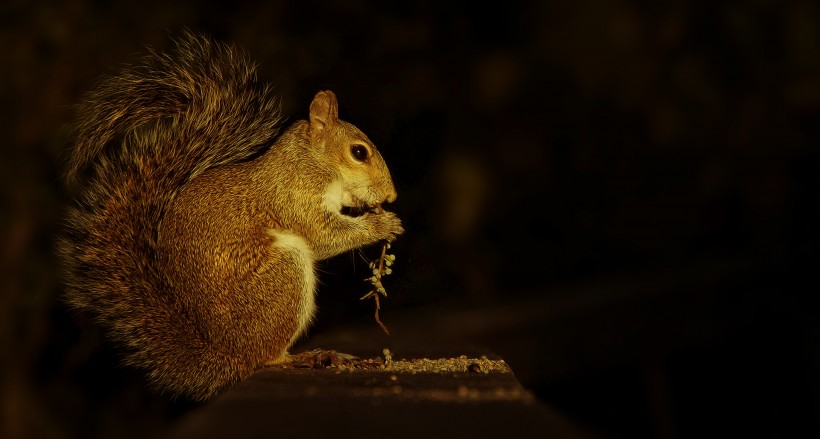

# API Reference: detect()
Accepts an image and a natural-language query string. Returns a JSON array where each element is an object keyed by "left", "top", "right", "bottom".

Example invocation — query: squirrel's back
[{"left": 60, "top": 33, "right": 283, "bottom": 400}]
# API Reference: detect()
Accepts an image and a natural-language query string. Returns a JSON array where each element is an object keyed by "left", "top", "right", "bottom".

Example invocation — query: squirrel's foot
[{"left": 265, "top": 349, "right": 359, "bottom": 369}]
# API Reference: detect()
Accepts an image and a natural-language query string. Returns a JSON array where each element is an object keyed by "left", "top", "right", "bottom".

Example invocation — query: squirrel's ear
[{"left": 309, "top": 90, "right": 339, "bottom": 143}]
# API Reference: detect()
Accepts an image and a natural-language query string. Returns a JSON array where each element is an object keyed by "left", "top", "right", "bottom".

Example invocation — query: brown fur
[{"left": 59, "top": 33, "right": 403, "bottom": 401}]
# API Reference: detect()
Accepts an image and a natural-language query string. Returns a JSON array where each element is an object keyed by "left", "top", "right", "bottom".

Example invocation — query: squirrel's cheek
[{"left": 321, "top": 179, "right": 345, "bottom": 212}]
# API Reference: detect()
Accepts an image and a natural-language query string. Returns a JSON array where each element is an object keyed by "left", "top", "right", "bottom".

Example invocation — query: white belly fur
[{"left": 266, "top": 229, "right": 317, "bottom": 347}]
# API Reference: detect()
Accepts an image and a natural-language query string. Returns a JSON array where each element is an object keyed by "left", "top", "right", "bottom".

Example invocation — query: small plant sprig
[{"left": 360, "top": 241, "right": 396, "bottom": 334}]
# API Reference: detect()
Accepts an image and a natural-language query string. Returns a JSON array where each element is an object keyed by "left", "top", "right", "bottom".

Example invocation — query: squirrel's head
[{"left": 309, "top": 90, "right": 397, "bottom": 217}]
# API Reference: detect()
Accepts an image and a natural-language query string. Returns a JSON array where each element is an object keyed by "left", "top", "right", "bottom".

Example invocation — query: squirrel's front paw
[{"left": 370, "top": 210, "right": 404, "bottom": 242}]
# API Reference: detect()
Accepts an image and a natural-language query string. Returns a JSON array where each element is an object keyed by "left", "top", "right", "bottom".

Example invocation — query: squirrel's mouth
[
  {"left": 337, "top": 189, "right": 385, "bottom": 218},
  {"left": 340, "top": 203, "right": 382, "bottom": 218}
]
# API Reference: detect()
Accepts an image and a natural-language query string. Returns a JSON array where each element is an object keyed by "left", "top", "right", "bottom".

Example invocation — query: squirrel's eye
[{"left": 350, "top": 144, "right": 369, "bottom": 162}]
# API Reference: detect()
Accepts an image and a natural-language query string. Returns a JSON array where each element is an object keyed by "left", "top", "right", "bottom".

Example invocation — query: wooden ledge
[{"left": 170, "top": 345, "right": 600, "bottom": 438}]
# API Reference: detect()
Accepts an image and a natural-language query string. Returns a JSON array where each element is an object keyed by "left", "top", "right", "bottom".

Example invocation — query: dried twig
[{"left": 360, "top": 241, "right": 395, "bottom": 334}]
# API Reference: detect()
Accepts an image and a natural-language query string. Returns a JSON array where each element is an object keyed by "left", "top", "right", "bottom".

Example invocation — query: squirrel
[{"left": 59, "top": 33, "right": 404, "bottom": 401}]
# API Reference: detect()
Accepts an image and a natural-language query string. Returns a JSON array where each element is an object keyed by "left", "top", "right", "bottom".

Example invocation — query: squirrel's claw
[{"left": 268, "top": 349, "right": 359, "bottom": 369}]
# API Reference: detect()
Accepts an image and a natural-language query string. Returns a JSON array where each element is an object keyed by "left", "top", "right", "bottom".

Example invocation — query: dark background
[{"left": 2, "top": 1, "right": 819, "bottom": 437}]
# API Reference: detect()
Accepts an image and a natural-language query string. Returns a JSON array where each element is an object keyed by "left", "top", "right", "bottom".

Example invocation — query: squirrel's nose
[{"left": 384, "top": 189, "right": 397, "bottom": 204}]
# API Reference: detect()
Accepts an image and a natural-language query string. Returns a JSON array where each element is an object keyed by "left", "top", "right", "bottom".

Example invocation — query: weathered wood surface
[{"left": 170, "top": 344, "right": 600, "bottom": 439}]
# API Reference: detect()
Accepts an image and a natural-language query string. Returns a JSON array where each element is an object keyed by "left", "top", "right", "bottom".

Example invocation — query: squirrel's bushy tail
[{"left": 59, "top": 33, "right": 282, "bottom": 400}]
